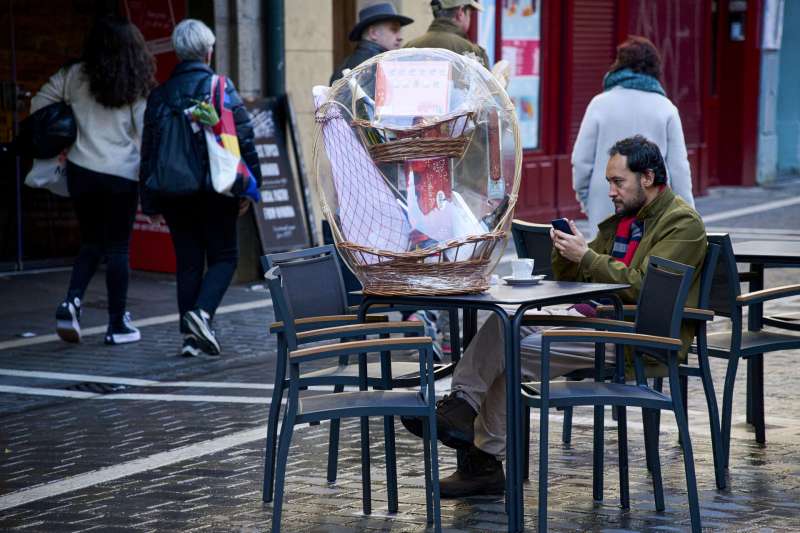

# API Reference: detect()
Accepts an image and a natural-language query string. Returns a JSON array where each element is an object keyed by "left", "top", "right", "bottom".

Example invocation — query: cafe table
[
  {"left": 733, "top": 239, "right": 800, "bottom": 432},
  {"left": 358, "top": 280, "right": 630, "bottom": 532}
]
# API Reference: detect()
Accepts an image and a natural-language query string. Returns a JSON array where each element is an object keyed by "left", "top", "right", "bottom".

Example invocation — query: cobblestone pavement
[{"left": 1, "top": 180, "right": 799, "bottom": 532}]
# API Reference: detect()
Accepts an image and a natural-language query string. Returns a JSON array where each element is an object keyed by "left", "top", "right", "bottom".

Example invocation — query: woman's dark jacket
[{"left": 139, "top": 61, "right": 262, "bottom": 215}]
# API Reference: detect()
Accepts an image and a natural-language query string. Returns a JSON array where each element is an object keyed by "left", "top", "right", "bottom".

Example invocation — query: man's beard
[{"left": 613, "top": 184, "right": 646, "bottom": 217}]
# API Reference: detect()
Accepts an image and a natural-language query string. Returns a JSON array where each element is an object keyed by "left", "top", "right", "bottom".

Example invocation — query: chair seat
[
  {"left": 705, "top": 329, "right": 800, "bottom": 358},
  {"left": 300, "top": 361, "right": 454, "bottom": 387},
  {"left": 297, "top": 390, "right": 428, "bottom": 423},
  {"left": 521, "top": 380, "right": 672, "bottom": 409}
]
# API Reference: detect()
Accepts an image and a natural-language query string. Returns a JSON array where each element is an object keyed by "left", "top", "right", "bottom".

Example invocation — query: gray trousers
[{"left": 450, "top": 309, "right": 615, "bottom": 459}]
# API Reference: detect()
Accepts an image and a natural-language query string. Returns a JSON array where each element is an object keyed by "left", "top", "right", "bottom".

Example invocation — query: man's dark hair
[
  {"left": 608, "top": 135, "right": 668, "bottom": 185},
  {"left": 609, "top": 35, "right": 662, "bottom": 80},
  {"left": 82, "top": 16, "right": 156, "bottom": 108}
]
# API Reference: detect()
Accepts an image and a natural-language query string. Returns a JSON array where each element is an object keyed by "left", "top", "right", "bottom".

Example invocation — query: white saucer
[{"left": 502, "top": 274, "right": 546, "bottom": 286}]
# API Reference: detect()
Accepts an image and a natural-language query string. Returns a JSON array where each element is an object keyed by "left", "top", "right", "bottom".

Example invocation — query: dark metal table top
[
  {"left": 734, "top": 240, "right": 800, "bottom": 265},
  {"left": 359, "top": 280, "right": 630, "bottom": 307}
]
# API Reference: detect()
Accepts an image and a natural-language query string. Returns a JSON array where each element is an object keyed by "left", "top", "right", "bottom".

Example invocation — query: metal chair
[
  {"left": 265, "top": 263, "right": 441, "bottom": 532},
  {"left": 521, "top": 256, "right": 702, "bottom": 532},
  {"left": 595, "top": 243, "right": 726, "bottom": 490},
  {"left": 704, "top": 233, "right": 800, "bottom": 467},
  {"left": 260, "top": 246, "right": 454, "bottom": 507}
]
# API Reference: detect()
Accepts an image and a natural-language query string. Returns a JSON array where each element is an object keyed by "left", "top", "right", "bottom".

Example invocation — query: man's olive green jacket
[
  {"left": 552, "top": 188, "right": 707, "bottom": 357},
  {"left": 404, "top": 18, "right": 490, "bottom": 68}
]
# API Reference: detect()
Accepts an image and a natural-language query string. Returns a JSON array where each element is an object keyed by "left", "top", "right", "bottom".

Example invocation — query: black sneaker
[
  {"left": 182, "top": 309, "right": 220, "bottom": 355},
  {"left": 180, "top": 335, "right": 202, "bottom": 357},
  {"left": 401, "top": 393, "right": 477, "bottom": 449},
  {"left": 56, "top": 297, "right": 82, "bottom": 343},
  {"left": 439, "top": 445, "right": 505, "bottom": 498},
  {"left": 104, "top": 312, "right": 141, "bottom": 345}
]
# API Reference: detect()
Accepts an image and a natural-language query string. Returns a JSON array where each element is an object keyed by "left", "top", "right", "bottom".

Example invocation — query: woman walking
[
  {"left": 572, "top": 35, "right": 695, "bottom": 238},
  {"left": 32, "top": 17, "right": 155, "bottom": 345},
  {"left": 139, "top": 19, "right": 261, "bottom": 357}
]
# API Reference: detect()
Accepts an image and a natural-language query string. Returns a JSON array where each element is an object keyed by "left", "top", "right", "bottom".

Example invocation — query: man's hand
[
  {"left": 238, "top": 198, "right": 251, "bottom": 216},
  {"left": 551, "top": 219, "right": 589, "bottom": 263}
]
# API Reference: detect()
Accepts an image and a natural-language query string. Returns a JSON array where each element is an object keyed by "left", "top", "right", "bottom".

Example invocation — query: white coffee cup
[{"left": 511, "top": 258, "right": 535, "bottom": 279}]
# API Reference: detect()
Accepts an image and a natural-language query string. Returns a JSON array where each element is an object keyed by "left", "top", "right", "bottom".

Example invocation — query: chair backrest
[
  {"left": 264, "top": 264, "right": 301, "bottom": 351},
  {"left": 634, "top": 256, "right": 695, "bottom": 342},
  {"left": 511, "top": 219, "right": 553, "bottom": 277},
  {"left": 697, "top": 242, "right": 721, "bottom": 310},
  {"left": 261, "top": 246, "right": 350, "bottom": 321},
  {"left": 706, "top": 233, "right": 741, "bottom": 318}
]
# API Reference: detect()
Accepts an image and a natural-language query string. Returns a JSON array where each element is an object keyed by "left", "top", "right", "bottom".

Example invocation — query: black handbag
[{"left": 17, "top": 101, "right": 77, "bottom": 159}]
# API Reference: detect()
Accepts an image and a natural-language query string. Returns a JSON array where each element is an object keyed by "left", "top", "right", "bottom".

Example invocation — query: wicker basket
[{"left": 312, "top": 49, "right": 522, "bottom": 296}]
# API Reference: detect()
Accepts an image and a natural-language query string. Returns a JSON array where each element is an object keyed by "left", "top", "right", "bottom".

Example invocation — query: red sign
[{"left": 501, "top": 39, "right": 540, "bottom": 77}]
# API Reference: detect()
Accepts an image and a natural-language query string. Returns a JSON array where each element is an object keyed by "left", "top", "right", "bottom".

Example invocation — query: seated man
[{"left": 402, "top": 135, "right": 707, "bottom": 497}]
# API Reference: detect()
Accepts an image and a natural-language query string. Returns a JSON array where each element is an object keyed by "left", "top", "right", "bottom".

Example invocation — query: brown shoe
[
  {"left": 400, "top": 393, "right": 477, "bottom": 449},
  {"left": 440, "top": 445, "right": 506, "bottom": 498}
]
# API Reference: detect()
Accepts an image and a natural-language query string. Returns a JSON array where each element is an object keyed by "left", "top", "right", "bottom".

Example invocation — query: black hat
[{"left": 348, "top": 2, "right": 414, "bottom": 42}]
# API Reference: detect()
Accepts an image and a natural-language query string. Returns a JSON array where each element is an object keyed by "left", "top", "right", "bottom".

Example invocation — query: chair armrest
[
  {"left": 595, "top": 304, "right": 637, "bottom": 319},
  {"left": 521, "top": 314, "right": 634, "bottom": 332},
  {"left": 596, "top": 305, "right": 713, "bottom": 322},
  {"left": 541, "top": 329, "right": 682, "bottom": 352},
  {"left": 289, "top": 336, "right": 433, "bottom": 365},
  {"left": 736, "top": 284, "right": 800, "bottom": 306},
  {"left": 269, "top": 314, "right": 387, "bottom": 334},
  {"left": 296, "top": 321, "right": 425, "bottom": 344}
]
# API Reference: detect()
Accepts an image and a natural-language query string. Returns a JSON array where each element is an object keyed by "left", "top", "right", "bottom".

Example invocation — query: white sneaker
[
  {"left": 182, "top": 309, "right": 220, "bottom": 355},
  {"left": 56, "top": 297, "right": 81, "bottom": 343},
  {"left": 104, "top": 312, "right": 141, "bottom": 345}
]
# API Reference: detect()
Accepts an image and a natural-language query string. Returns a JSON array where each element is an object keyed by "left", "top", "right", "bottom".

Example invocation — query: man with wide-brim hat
[
  {"left": 404, "top": 0, "right": 489, "bottom": 68},
  {"left": 330, "top": 2, "right": 414, "bottom": 84}
]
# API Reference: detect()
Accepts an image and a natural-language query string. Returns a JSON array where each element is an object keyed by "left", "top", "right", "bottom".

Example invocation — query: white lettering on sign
[
  {"left": 256, "top": 144, "right": 280, "bottom": 158},
  {"left": 263, "top": 205, "right": 296, "bottom": 220},
  {"left": 260, "top": 162, "right": 280, "bottom": 177}
]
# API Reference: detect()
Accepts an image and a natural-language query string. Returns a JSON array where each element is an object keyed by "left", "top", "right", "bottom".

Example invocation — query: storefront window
[{"left": 478, "top": 0, "right": 541, "bottom": 150}]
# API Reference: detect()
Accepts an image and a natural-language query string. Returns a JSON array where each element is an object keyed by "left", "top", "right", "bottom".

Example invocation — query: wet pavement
[{"left": 1, "top": 178, "right": 799, "bottom": 532}]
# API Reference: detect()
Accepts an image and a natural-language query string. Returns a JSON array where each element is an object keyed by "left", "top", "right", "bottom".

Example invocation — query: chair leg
[
  {"left": 680, "top": 374, "right": 689, "bottom": 419},
  {"left": 425, "top": 413, "right": 442, "bottom": 532},
  {"left": 562, "top": 406, "right": 573, "bottom": 445},
  {"left": 448, "top": 309, "right": 461, "bottom": 364},
  {"left": 383, "top": 415, "right": 398, "bottom": 513},
  {"left": 359, "top": 415, "right": 372, "bottom": 515},
  {"left": 671, "top": 381, "right": 702, "bottom": 532},
  {"left": 422, "top": 418, "right": 433, "bottom": 524},
  {"left": 262, "top": 382, "right": 285, "bottom": 502},
  {"left": 751, "top": 354, "right": 766, "bottom": 444},
  {"left": 643, "top": 408, "right": 665, "bottom": 511},
  {"left": 617, "top": 406, "right": 630, "bottom": 509},
  {"left": 697, "top": 332, "right": 726, "bottom": 490},
  {"left": 644, "top": 377, "right": 663, "bottom": 473},
  {"left": 746, "top": 358, "right": 753, "bottom": 424},
  {"left": 721, "top": 354, "right": 741, "bottom": 468},
  {"left": 271, "top": 411, "right": 296, "bottom": 533},
  {"left": 523, "top": 405, "right": 531, "bottom": 481},
  {"left": 592, "top": 405, "right": 604, "bottom": 501},
  {"left": 538, "top": 406, "right": 550, "bottom": 533},
  {"left": 326, "top": 384, "right": 344, "bottom": 483}
]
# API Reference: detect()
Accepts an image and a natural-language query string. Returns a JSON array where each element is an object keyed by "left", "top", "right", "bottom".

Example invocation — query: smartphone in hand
[{"left": 551, "top": 218, "right": 574, "bottom": 235}]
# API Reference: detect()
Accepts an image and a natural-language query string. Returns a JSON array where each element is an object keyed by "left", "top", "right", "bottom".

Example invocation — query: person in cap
[
  {"left": 330, "top": 2, "right": 413, "bottom": 84},
  {"left": 404, "top": 0, "right": 489, "bottom": 68}
]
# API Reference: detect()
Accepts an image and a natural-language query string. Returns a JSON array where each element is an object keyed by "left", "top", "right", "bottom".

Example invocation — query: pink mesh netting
[{"left": 314, "top": 95, "right": 410, "bottom": 259}]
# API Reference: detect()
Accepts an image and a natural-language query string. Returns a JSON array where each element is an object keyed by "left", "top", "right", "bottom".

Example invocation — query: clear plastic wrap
[{"left": 312, "top": 48, "right": 522, "bottom": 295}]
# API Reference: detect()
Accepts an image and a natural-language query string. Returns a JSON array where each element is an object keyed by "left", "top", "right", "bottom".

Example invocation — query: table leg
[{"left": 746, "top": 264, "right": 766, "bottom": 441}]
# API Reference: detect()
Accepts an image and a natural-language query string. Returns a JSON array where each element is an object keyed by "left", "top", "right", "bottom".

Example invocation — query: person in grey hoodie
[
  {"left": 32, "top": 16, "right": 155, "bottom": 345},
  {"left": 572, "top": 35, "right": 695, "bottom": 238}
]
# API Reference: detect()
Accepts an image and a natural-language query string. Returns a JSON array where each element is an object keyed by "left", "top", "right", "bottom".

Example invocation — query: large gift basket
[{"left": 312, "top": 48, "right": 522, "bottom": 295}]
